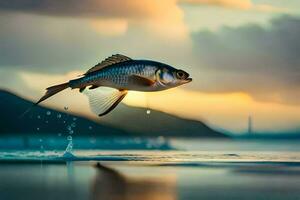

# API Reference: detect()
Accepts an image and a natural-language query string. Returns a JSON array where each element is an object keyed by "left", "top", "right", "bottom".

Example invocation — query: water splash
[
  {"left": 65, "top": 136, "right": 73, "bottom": 152},
  {"left": 146, "top": 109, "right": 151, "bottom": 115},
  {"left": 62, "top": 136, "right": 76, "bottom": 159}
]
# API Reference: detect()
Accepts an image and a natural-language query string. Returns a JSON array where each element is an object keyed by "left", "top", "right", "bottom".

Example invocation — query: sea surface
[{"left": 0, "top": 138, "right": 300, "bottom": 200}]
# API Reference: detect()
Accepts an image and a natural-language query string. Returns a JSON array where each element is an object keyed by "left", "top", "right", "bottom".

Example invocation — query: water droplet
[
  {"left": 88, "top": 126, "right": 93, "bottom": 130},
  {"left": 45, "top": 120, "right": 48, "bottom": 123},
  {"left": 71, "top": 122, "right": 76, "bottom": 128},
  {"left": 58, "top": 133, "right": 62, "bottom": 137},
  {"left": 67, "top": 126, "right": 72, "bottom": 131},
  {"left": 67, "top": 136, "right": 72, "bottom": 141},
  {"left": 37, "top": 115, "right": 41, "bottom": 119},
  {"left": 64, "top": 106, "right": 68, "bottom": 111},
  {"left": 57, "top": 114, "right": 62, "bottom": 118},
  {"left": 39, "top": 139, "right": 43, "bottom": 142},
  {"left": 146, "top": 109, "right": 151, "bottom": 114},
  {"left": 72, "top": 117, "right": 77, "bottom": 121},
  {"left": 69, "top": 130, "right": 74, "bottom": 134},
  {"left": 36, "top": 127, "right": 40, "bottom": 131},
  {"left": 46, "top": 111, "right": 51, "bottom": 115},
  {"left": 63, "top": 121, "right": 66, "bottom": 124}
]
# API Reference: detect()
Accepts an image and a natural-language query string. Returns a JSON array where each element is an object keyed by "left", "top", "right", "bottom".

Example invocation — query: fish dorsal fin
[{"left": 85, "top": 54, "right": 132, "bottom": 75}]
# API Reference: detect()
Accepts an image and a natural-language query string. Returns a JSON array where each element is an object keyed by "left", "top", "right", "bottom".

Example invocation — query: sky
[{"left": 0, "top": 0, "right": 300, "bottom": 134}]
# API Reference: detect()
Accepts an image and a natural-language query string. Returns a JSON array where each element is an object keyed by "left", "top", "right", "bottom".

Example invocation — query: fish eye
[{"left": 176, "top": 71, "right": 185, "bottom": 79}]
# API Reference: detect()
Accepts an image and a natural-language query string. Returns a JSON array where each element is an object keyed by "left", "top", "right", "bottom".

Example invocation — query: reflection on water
[
  {"left": 1, "top": 137, "right": 300, "bottom": 200},
  {"left": 91, "top": 163, "right": 176, "bottom": 200},
  {"left": 0, "top": 159, "right": 300, "bottom": 200},
  {"left": 232, "top": 165, "right": 300, "bottom": 176}
]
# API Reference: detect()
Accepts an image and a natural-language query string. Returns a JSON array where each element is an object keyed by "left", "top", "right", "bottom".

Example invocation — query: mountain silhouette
[
  {"left": 0, "top": 90, "right": 227, "bottom": 138},
  {"left": 100, "top": 104, "right": 226, "bottom": 137}
]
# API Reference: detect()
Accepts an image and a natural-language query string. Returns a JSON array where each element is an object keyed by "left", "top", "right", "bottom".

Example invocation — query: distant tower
[{"left": 248, "top": 115, "right": 253, "bottom": 134}]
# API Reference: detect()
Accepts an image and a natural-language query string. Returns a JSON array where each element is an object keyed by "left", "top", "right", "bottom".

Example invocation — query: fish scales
[{"left": 70, "top": 60, "right": 175, "bottom": 90}]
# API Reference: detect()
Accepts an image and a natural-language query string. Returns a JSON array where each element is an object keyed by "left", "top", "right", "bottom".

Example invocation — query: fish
[{"left": 35, "top": 54, "right": 192, "bottom": 116}]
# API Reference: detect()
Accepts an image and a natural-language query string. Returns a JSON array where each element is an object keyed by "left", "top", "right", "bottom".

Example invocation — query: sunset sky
[{"left": 0, "top": 0, "right": 300, "bottom": 134}]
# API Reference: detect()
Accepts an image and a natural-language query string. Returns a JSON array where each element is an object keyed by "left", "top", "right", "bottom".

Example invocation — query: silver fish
[{"left": 36, "top": 54, "right": 192, "bottom": 116}]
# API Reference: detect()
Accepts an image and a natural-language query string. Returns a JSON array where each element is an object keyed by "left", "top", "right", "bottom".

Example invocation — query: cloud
[
  {"left": 0, "top": 11, "right": 189, "bottom": 73},
  {"left": 0, "top": 12, "right": 105, "bottom": 72},
  {"left": 0, "top": 0, "right": 188, "bottom": 39},
  {"left": 0, "top": 0, "right": 154, "bottom": 18},
  {"left": 179, "top": 0, "right": 252, "bottom": 9},
  {"left": 90, "top": 19, "right": 128, "bottom": 36},
  {"left": 179, "top": 0, "right": 288, "bottom": 13},
  {"left": 190, "top": 15, "right": 300, "bottom": 105}
]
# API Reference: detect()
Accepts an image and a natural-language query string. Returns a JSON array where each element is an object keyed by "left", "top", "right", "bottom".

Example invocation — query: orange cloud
[
  {"left": 78, "top": 0, "right": 189, "bottom": 40},
  {"left": 141, "top": 0, "right": 188, "bottom": 40},
  {"left": 90, "top": 19, "right": 128, "bottom": 36},
  {"left": 0, "top": 0, "right": 188, "bottom": 40}
]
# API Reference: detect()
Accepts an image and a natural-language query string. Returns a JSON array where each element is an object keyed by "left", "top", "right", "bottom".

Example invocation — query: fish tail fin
[
  {"left": 19, "top": 82, "right": 69, "bottom": 118},
  {"left": 36, "top": 82, "right": 69, "bottom": 105}
]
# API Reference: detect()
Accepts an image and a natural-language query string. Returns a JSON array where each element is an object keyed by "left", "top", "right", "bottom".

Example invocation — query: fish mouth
[
  {"left": 186, "top": 77, "right": 192, "bottom": 82},
  {"left": 182, "top": 77, "right": 192, "bottom": 84}
]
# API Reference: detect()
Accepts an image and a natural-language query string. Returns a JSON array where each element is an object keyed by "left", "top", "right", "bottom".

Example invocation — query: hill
[
  {"left": 100, "top": 104, "right": 225, "bottom": 137},
  {"left": 0, "top": 90, "right": 227, "bottom": 138}
]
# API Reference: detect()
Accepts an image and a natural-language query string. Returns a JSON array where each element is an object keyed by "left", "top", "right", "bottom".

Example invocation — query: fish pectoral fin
[
  {"left": 83, "top": 87, "right": 127, "bottom": 117},
  {"left": 98, "top": 90, "right": 127, "bottom": 117},
  {"left": 128, "top": 75, "right": 155, "bottom": 86}
]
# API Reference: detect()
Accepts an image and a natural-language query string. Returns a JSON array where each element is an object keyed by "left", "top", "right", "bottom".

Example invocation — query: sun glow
[{"left": 124, "top": 89, "right": 300, "bottom": 133}]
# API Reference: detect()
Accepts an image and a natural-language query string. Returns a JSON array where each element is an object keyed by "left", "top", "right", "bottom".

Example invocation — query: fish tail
[
  {"left": 36, "top": 82, "right": 69, "bottom": 105},
  {"left": 19, "top": 82, "right": 69, "bottom": 118}
]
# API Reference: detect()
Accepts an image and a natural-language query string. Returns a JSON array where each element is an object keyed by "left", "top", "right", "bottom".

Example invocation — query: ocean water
[{"left": 0, "top": 138, "right": 300, "bottom": 200}]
